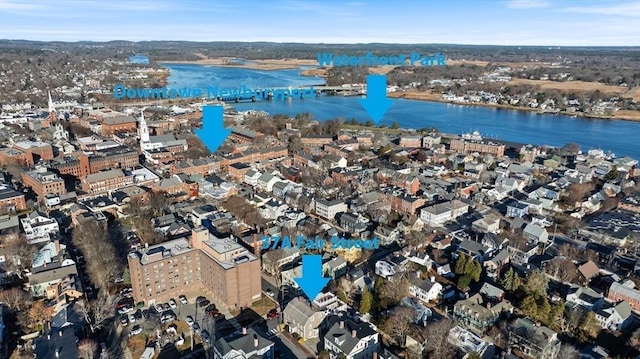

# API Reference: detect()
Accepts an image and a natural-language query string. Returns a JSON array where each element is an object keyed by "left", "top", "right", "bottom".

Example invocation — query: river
[{"left": 162, "top": 63, "right": 639, "bottom": 159}]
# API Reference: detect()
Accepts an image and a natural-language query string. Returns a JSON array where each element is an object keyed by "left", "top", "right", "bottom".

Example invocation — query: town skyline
[{"left": 0, "top": 0, "right": 639, "bottom": 46}]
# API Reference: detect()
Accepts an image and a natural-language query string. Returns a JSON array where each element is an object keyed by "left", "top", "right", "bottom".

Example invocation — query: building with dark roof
[
  {"left": 323, "top": 318, "right": 379, "bottom": 359},
  {"left": 213, "top": 327, "right": 274, "bottom": 358}
]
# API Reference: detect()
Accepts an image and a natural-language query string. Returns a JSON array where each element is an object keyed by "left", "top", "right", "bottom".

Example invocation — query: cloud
[
  {"left": 560, "top": 1, "right": 640, "bottom": 17},
  {"left": 505, "top": 0, "right": 550, "bottom": 9}
]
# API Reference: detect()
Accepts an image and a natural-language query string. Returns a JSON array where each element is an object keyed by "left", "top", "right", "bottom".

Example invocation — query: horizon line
[{"left": 2, "top": 38, "right": 639, "bottom": 49}]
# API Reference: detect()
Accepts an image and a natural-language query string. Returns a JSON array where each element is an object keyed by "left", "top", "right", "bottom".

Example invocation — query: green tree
[
  {"left": 455, "top": 254, "right": 469, "bottom": 275},
  {"left": 521, "top": 295, "right": 538, "bottom": 319},
  {"left": 501, "top": 267, "right": 521, "bottom": 292},
  {"left": 364, "top": 120, "right": 374, "bottom": 127},
  {"left": 467, "top": 352, "right": 482, "bottom": 359},
  {"left": 577, "top": 311, "right": 600, "bottom": 342},
  {"left": 524, "top": 269, "right": 549, "bottom": 298},
  {"left": 604, "top": 166, "right": 619, "bottom": 181},
  {"left": 359, "top": 286, "right": 373, "bottom": 314},
  {"left": 377, "top": 144, "right": 392, "bottom": 156},
  {"left": 391, "top": 121, "right": 399, "bottom": 129}
]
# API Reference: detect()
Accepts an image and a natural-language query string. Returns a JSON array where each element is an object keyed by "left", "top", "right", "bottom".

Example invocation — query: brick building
[
  {"left": 0, "top": 147, "right": 31, "bottom": 167},
  {"left": 100, "top": 116, "right": 137, "bottom": 136},
  {"left": 81, "top": 169, "right": 134, "bottom": 194},
  {"left": 22, "top": 168, "right": 66, "bottom": 199},
  {"left": 0, "top": 184, "right": 27, "bottom": 212},
  {"left": 13, "top": 141, "right": 54, "bottom": 165},
  {"left": 450, "top": 139, "right": 505, "bottom": 157},
  {"left": 127, "top": 228, "right": 261, "bottom": 310},
  {"left": 169, "top": 158, "right": 220, "bottom": 176}
]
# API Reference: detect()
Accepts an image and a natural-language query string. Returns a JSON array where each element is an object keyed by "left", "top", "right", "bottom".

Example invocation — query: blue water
[
  {"left": 129, "top": 54, "right": 149, "bottom": 64},
  {"left": 163, "top": 64, "right": 640, "bottom": 159}
]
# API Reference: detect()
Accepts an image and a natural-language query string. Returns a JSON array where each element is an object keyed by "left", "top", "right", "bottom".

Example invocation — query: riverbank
[
  {"left": 388, "top": 90, "right": 640, "bottom": 123},
  {"left": 160, "top": 57, "right": 318, "bottom": 70}
]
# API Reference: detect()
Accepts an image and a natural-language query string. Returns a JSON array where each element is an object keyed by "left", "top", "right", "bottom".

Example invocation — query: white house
[
  {"left": 21, "top": 211, "right": 60, "bottom": 244},
  {"left": 244, "top": 169, "right": 262, "bottom": 187},
  {"left": 595, "top": 301, "right": 633, "bottom": 331},
  {"left": 314, "top": 198, "right": 348, "bottom": 220},
  {"left": 323, "top": 319, "right": 379, "bottom": 359},
  {"left": 257, "top": 173, "right": 279, "bottom": 192},
  {"left": 409, "top": 275, "right": 443, "bottom": 303},
  {"left": 420, "top": 200, "right": 469, "bottom": 227}
]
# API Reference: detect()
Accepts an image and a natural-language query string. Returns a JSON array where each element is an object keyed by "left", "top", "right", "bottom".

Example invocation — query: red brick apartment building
[
  {"left": 127, "top": 228, "right": 261, "bottom": 309},
  {"left": 0, "top": 184, "right": 27, "bottom": 212},
  {"left": 169, "top": 158, "right": 220, "bottom": 176},
  {"left": 81, "top": 169, "right": 134, "bottom": 194},
  {"left": 22, "top": 168, "right": 66, "bottom": 200},
  {"left": 450, "top": 139, "right": 506, "bottom": 157}
]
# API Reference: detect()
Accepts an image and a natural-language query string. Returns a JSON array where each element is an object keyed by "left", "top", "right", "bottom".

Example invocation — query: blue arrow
[
  {"left": 194, "top": 105, "right": 231, "bottom": 153},
  {"left": 294, "top": 255, "right": 330, "bottom": 300},
  {"left": 359, "top": 74, "right": 394, "bottom": 124}
]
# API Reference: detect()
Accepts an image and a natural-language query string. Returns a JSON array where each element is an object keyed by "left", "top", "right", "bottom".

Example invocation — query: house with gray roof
[
  {"left": 323, "top": 318, "right": 379, "bottom": 359},
  {"left": 508, "top": 317, "right": 561, "bottom": 359},
  {"left": 283, "top": 297, "right": 327, "bottom": 340},
  {"left": 595, "top": 301, "right": 633, "bottom": 331},
  {"left": 523, "top": 223, "right": 549, "bottom": 243},
  {"left": 213, "top": 327, "right": 274, "bottom": 359}
]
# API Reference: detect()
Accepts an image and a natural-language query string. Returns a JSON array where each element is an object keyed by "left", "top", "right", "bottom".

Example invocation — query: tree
[
  {"left": 0, "top": 287, "right": 31, "bottom": 311},
  {"left": 80, "top": 293, "right": 116, "bottom": 333},
  {"left": 558, "top": 343, "right": 579, "bottom": 359},
  {"left": 423, "top": 319, "right": 455, "bottom": 359},
  {"left": 500, "top": 267, "right": 521, "bottom": 292},
  {"left": 28, "top": 301, "right": 53, "bottom": 329},
  {"left": 77, "top": 338, "right": 98, "bottom": 359},
  {"left": 577, "top": 311, "right": 600, "bottom": 342},
  {"left": 359, "top": 286, "right": 373, "bottom": 314},
  {"left": 1, "top": 233, "right": 37, "bottom": 275},
  {"left": 385, "top": 307, "right": 414, "bottom": 347},
  {"left": 391, "top": 121, "right": 399, "bottom": 129},
  {"left": 524, "top": 269, "right": 548, "bottom": 298},
  {"left": 604, "top": 166, "right": 619, "bottom": 181},
  {"left": 455, "top": 254, "right": 482, "bottom": 289},
  {"left": 545, "top": 257, "right": 578, "bottom": 283}
]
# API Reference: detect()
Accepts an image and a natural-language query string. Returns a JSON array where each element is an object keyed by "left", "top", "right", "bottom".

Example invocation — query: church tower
[
  {"left": 45, "top": 91, "right": 58, "bottom": 124},
  {"left": 139, "top": 108, "right": 150, "bottom": 148}
]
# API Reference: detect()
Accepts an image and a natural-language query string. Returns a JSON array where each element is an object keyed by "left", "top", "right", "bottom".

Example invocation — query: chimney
[
  {"left": 253, "top": 334, "right": 259, "bottom": 348},
  {"left": 430, "top": 276, "right": 435, "bottom": 283},
  {"left": 54, "top": 238, "right": 61, "bottom": 254},
  {"left": 242, "top": 327, "right": 247, "bottom": 335},
  {"left": 416, "top": 270, "right": 422, "bottom": 279},
  {"left": 339, "top": 321, "right": 344, "bottom": 329},
  {"left": 351, "top": 329, "right": 357, "bottom": 338}
]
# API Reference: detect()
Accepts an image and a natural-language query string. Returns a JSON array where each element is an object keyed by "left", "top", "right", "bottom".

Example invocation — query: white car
[
  {"left": 185, "top": 316, "right": 194, "bottom": 326},
  {"left": 118, "top": 307, "right": 133, "bottom": 315},
  {"left": 168, "top": 299, "right": 177, "bottom": 309},
  {"left": 128, "top": 314, "right": 136, "bottom": 323},
  {"left": 179, "top": 295, "right": 188, "bottom": 305},
  {"left": 130, "top": 325, "right": 143, "bottom": 336}
]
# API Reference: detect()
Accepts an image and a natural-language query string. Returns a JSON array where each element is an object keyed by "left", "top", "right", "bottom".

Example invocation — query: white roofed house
[
  {"left": 257, "top": 173, "right": 279, "bottom": 192},
  {"left": 21, "top": 211, "right": 60, "bottom": 244},
  {"left": 375, "top": 253, "right": 408, "bottom": 280},
  {"left": 244, "top": 169, "right": 262, "bottom": 187},
  {"left": 523, "top": 223, "right": 549, "bottom": 243}
]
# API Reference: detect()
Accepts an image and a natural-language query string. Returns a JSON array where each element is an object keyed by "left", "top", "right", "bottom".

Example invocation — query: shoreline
[
  {"left": 388, "top": 91, "right": 640, "bottom": 123},
  {"left": 152, "top": 60, "right": 640, "bottom": 123}
]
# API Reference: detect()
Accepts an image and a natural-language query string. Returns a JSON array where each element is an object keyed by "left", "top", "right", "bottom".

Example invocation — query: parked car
[
  {"left": 266, "top": 288, "right": 275, "bottom": 298},
  {"left": 120, "top": 315, "right": 129, "bottom": 326},
  {"left": 179, "top": 295, "right": 188, "bottom": 305},
  {"left": 192, "top": 322, "right": 201, "bottom": 334},
  {"left": 196, "top": 296, "right": 207, "bottom": 306},
  {"left": 205, "top": 303, "right": 217, "bottom": 313},
  {"left": 185, "top": 316, "right": 194, "bottom": 326},
  {"left": 198, "top": 299, "right": 210, "bottom": 308},
  {"left": 267, "top": 309, "right": 279, "bottom": 319},
  {"left": 168, "top": 299, "right": 177, "bottom": 309},
  {"left": 130, "top": 325, "right": 143, "bottom": 336},
  {"left": 201, "top": 330, "right": 211, "bottom": 343},
  {"left": 128, "top": 314, "right": 136, "bottom": 323}
]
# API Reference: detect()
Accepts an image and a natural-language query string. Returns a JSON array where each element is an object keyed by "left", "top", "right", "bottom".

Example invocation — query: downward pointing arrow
[
  {"left": 359, "top": 74, "right": 394, "bottom": 124},
  {"left": 294, "top": 255, "right": 330, "bottom": 301},
  {"left": 194, "top": 105, "right": 231, "bottom": 153}
]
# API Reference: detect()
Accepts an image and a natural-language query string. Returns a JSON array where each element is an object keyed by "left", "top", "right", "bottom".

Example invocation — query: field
[
  {"left": 162, "top": 56, "right": 318, "bottom": 70},
  {"left": 507, "top": 78, "right": 629, "bottom": 95}
]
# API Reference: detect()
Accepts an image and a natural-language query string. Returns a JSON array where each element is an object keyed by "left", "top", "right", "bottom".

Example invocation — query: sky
[{"left": 0, "top": 0, "right": 638, "bottom": 46}]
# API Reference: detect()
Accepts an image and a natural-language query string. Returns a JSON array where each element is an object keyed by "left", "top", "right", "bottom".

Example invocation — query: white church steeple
[
  {"left": 48, "top": 91, "right": 56, "bottom": 114},
  {"left": 139, "top": 107, "right": 150, "bottom": 145}
]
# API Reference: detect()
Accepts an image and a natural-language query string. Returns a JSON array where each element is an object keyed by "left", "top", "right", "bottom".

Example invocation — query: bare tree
[
  {"left": 423, "top": 319, "right": 455, "bottom": 359},
  {"left": 79, "top": 293, "right": 115, "bottom": 333},
  {"left": 0, "top": 287, "right": 31, "bottom": 311},
  {"left": 77, "top": 338, "right": 98, "bottom": 359},
  {"left": 73, "top": 219, "right": 121, "bottom": 292},
  {"left": 558, "top": 343, "right": 580, "bottom": 359},
  {"left": 1, "top": 233, "right": 37, "bottom": 275},
  {"left": 385, "top": 307, "right": 414, "bottom": 347}
]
